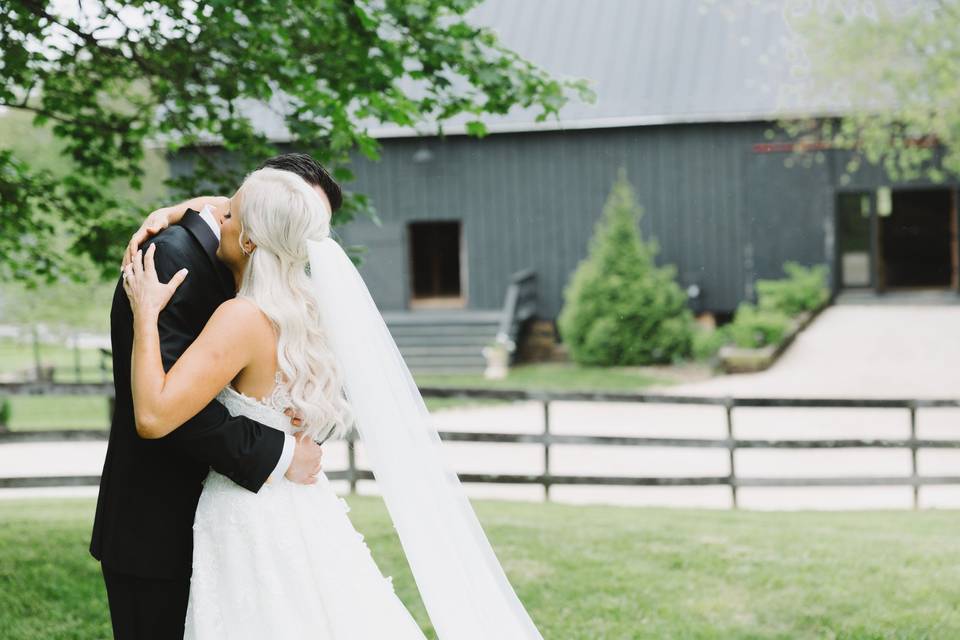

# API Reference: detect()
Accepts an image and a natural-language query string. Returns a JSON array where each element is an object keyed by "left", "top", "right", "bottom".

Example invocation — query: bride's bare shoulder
[{"left": 205, "top": 297, "right": 274, "bottom": 343}]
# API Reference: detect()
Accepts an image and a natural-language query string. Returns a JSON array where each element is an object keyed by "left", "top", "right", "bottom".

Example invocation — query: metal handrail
[{"left": 495, "top": 269, "right": 537, "bottom": 355}]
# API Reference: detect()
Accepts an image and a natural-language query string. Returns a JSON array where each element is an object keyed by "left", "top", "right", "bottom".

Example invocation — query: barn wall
[
  {"left": 169, "top": 121, "right": 863, "bottom": 320},
  {"left": 741, "top": 148, "right": 835, "bottom": 299},
  {"left": 342, "top": 123, "right": 740, "bottom": 318}
]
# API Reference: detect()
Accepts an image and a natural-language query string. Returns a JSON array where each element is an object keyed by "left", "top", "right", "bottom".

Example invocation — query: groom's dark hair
[{"left": 258, "top": 153, "right": 343, "bottom": 213}]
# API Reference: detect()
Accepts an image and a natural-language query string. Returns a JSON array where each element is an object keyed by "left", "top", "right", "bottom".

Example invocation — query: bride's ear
[{"left": 239, "top": 223, "right": 257, "bottom": 256}]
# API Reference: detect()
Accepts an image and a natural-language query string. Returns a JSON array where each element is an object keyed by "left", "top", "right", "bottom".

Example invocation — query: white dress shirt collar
[{"left": 197, "top": 204, "right": 222, "bottom": 243}]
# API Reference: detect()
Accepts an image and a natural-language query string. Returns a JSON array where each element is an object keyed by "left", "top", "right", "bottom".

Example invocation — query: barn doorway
[
  {"left": 880, "top": 189, "right": 955, "bottom": 290},
  {"left": 836, "top": 188, "right": 959, "bottom": 294},
  {"left": 836, "top": 192, "right": 872, "bottom": 289},
  {"left": 407, "top": 220, "right": 465, "bottom": 309}
]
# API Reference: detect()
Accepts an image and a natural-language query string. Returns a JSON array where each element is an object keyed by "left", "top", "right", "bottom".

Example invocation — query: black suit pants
[{"left": 101, "top": 564, "right": 190, "bottom": 640}]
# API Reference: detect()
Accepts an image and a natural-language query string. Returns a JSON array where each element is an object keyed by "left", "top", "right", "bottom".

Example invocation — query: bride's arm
[
  {"left": 123, "top": 196, "right": 229, "bottom": 268},
  {"left": 123, "top": 244, "right": 256, "bottom": 439}
]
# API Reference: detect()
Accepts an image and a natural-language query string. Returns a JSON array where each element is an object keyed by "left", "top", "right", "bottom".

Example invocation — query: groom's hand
[
  {"left": 284, "top": 408, "right": 304, "bottom": 428},
  {"left": 285, "top": 431, "right": 323, "bottom": 485}
]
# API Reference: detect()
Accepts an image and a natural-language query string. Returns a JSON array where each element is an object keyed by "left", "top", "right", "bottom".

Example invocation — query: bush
[
  {"left": 557, "top": 170, "right": 694, "bottom": 365},
  {"left": 726, "top": 303, "right": 792, "bottom": 349},
  {"left": 692, "top": 326, "right": 729, "bottom": 361},
  {"left": 0, "top": 398, "right": 9, "bottom": 430},
  {"left": 756, "top": 261, "right": 829, "bottom": 317},
  {"left": 719, "top": 261, "right": 826, "bottom": 355}
]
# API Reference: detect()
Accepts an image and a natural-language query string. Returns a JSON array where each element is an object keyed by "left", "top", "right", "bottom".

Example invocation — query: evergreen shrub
[
  {"left": 726, "top": 304, "right": 792, "bottom": 349},
  {"left": 557, "top": 171, "right": 694, "bottom": 365},
  {"left": 756, "top": 262, "right": 829, "bottom": 316}
]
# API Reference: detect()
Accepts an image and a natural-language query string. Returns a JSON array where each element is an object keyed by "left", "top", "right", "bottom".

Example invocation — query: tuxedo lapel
[{"left": 179, "top": 209, "right": 235, "bottom": 298}]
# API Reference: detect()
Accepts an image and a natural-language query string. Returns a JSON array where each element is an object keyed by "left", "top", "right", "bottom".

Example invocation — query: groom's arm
[{"left": 146, "top": 233, "right": 293, "bottom": 493}]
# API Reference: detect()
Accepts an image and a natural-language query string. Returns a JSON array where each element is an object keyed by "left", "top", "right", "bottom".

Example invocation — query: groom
[{"left": 91, "top": 153, "right": 343, "bottom": 639}]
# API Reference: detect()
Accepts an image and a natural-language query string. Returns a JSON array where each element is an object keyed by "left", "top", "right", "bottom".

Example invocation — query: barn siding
[
  {"left": 338, "top": 121, "right": 824, "bottom": 319},
  {"left": 169, "top": 121, "right": 862, "bottom": 321}
]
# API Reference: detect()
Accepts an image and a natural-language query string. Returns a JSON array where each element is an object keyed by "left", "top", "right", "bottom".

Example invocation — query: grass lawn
[
  {"left": 0, "top": 342, "right": 110, "bottom": 428},
  {"left": 0, "top": 338, "right": 111, "bottom": 384},
  {"left": 1, "top": 497, "right": 958, "bottom": 639},
  {"left": 0, "top": 361, "right": 674, "bottom": 431},
  {"left": 0, "top": 336, "right": 113, "bottom": 430},
  {"left": 413, "top": 362, "right": 669, "bottom": 411},
  {"left": 4, "top": 396, "right": 111, "bottom": 431},
  {"left": 414, "top": 361, "right": 663, "bottom": 392}
]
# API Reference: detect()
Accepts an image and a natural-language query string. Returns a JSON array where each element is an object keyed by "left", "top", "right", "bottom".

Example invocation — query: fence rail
[{"left": 2, "top": 382, "right": 960, "bottom": 508}]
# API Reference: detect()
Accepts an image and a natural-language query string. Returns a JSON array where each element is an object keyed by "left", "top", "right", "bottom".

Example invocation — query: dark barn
[{"left": 170, "top": 0, "right": 960, "bottom": 372}]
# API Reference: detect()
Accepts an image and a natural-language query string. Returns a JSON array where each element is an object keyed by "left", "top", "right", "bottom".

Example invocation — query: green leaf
[
  {"left": 464, "top": 120, "right": 487, "bottom": 137},
  {"left": 0, "top": 0, "right": 587, "bottom": 284}
]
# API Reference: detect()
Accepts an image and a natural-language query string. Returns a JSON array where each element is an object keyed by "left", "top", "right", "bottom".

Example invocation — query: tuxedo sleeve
[{"left": 145, "top": 235, "right": 285, "bottom": 493}]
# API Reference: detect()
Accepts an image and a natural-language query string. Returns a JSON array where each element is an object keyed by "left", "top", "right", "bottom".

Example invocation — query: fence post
[
  {"left": 543, "top": 399, "right": 551, "bottom": 502},
  {"left": 909, "top": 401, "right": 919, "bottom": 510},
  {"left": 725, "top": 397, "right": 738, "bottom": 509},
  {"left": 347, "top": 432, "right": 358, "bottom": 495},
  {"left": 0, "top": 395, "right": 9, "bottom": 432},
  {"left": 32, "top": 325, "right": 42, "bottom": 381},
  {"left": 73, "top": 334, "right": 82, "bottom": 383}
]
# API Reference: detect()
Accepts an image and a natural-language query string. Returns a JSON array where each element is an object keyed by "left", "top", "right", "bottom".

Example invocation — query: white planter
[{"left": 482, "top": 345, "right": 510, "bottom": 380}]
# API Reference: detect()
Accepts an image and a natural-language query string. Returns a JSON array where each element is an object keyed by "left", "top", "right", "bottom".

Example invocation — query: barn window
[{"left": 408, "top": 221, "right": 465, "bottom": 308}]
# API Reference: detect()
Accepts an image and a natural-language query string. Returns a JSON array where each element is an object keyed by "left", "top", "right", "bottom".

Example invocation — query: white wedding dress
[{"left": 183, "top": 380, "right": 428, "bottom": 640}]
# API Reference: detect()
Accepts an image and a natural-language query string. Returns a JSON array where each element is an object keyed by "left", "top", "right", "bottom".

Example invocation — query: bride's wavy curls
[{"left": 235, "top": 167, "right": 356, "bottom": 442}]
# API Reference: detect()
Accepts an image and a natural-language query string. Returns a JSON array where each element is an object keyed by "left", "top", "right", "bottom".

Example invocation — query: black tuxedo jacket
[{"left": 90, "top": 209, "right": 286, "bottom": 579}]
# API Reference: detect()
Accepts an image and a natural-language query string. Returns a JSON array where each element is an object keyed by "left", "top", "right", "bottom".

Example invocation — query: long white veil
[{"left": 306, "top": 237, "right": 543, "bottom": 640}]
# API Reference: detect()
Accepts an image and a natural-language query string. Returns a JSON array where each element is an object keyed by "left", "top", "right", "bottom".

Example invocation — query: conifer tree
[{"left": 557, "top": 170, "right": 693, "bottom": 365}]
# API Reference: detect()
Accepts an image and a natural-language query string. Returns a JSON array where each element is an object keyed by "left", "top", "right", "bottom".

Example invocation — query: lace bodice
[{"left": 216, "top": 372, "right": 295, "bottom": 435}]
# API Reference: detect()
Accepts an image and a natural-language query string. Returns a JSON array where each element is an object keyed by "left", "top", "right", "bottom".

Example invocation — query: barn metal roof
[{"left": 246, "top": 0, "right": 846, "bottom": 141}]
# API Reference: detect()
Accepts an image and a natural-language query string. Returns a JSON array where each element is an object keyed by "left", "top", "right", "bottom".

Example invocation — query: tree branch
[
  {"left": 0, "top": 100, "right": 136, "bottom": 133},
  {"left": 21, "top": 0, "right": 157, "bottom": 77}
]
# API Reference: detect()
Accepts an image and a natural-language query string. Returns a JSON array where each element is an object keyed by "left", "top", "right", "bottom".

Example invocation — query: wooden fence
[
  {"left": 0, "top": 326, "right": 112, "bottom": 383},
  {"left": 2, "top": 383, "right": 960, "bottom": 508}
]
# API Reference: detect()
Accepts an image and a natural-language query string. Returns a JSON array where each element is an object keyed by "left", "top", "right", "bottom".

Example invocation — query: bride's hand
[
  {"left": 123, "top": 207, "right": 172, "bottom": 270},
  {"left": 122, "top": 244, "right": 189, "bottom": 321}
]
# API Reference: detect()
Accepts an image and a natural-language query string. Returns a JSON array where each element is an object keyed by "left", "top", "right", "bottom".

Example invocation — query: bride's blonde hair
[{"left": 235, "top": 167, "right": 355, "bottom": 442}]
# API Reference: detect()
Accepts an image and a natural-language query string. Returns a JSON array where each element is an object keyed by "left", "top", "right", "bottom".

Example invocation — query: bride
[{"left": 122, "top": 167, "right": 543, "bottom": 639}]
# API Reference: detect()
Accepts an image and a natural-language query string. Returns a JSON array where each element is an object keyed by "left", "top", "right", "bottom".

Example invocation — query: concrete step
[
  {"left": 411, "top": 369, "right": 486, "bottom": 376},
  {"left": 407, "top": 365, "right": 486, "bottom": 374},
  {"left": 400, "top": 350, "right": 488, "bottom": 362},
  {"left": 400, "top": 354, "right": 487, "bottom": 368},
  {"left": 387, "top": 324, "right": 500, "bottom": 337},
  {"left": 397, "top": 345, "right": 486, "bottom": 357},
  {"left": 382, "top": 310, "right": 503, "bottom": 325},
  {"left": 382, "top": 310, "right": 502, "bottom": 373},
  {"left": 394, "top": 334, "right": 493, "bottom": 347}
]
